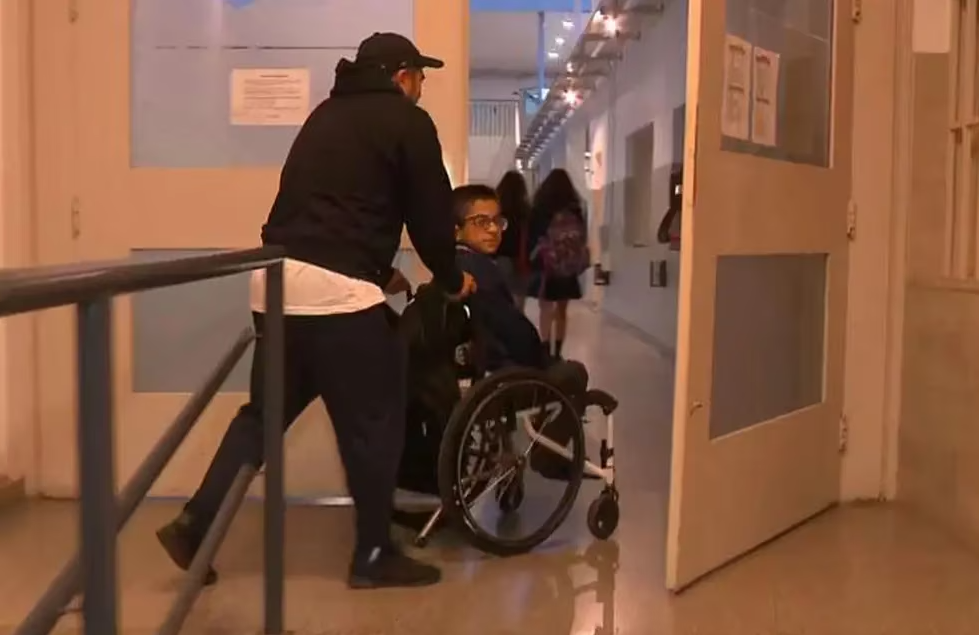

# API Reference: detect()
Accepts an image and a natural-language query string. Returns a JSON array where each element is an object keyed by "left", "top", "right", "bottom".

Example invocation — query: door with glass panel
[
  {"left": 666, "top": 0, "right": 853, "bottom": 589},
  {"left": 30, "top": 0, "right": 438, "bottom": 498}
]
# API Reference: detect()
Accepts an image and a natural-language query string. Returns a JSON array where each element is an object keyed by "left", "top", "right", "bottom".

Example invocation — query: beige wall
[
  {"left": 0, "top": 0, "right": 6, "bottom": 476},
  {"left": 898, "top": 284, "right": 977, "bottom": 545},
  {"left": 0, "top": 0, "right": 37, "bottom": 484},
  {"left": 895, "top": 1, "right": 979, "bottom": 545},
  {"left": 416, "top": 0, "right": 470, "bottom": 184}
]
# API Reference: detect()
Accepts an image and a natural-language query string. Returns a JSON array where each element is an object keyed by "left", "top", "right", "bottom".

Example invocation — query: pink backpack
[{"left": 538, "top": 210, "right": 590, "bottom": 278}]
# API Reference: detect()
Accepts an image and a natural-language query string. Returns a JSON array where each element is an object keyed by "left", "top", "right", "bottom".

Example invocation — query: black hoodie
[{"left": 261, "top": 59, "right": 463, "bottom": 294}]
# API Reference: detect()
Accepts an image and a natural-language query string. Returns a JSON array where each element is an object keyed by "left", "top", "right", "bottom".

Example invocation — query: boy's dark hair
[{"left": 452, "top": 184, "right": 498, "bottom": 225}]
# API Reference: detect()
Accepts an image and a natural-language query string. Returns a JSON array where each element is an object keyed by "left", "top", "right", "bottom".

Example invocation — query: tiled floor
[{"left": 1, "top": 305, "right": 976, "bottom": 634}]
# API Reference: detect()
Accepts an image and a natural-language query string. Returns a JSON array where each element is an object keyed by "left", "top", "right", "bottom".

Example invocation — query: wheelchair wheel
[
  {"left": 438, "top": 368, "right": 586, "bottom": 556},
  {"left": 586, "top": 488, "right": 620, "bottom": 540}
]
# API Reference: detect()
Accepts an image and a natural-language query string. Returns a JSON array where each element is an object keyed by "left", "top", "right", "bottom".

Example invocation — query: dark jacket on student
[
  {"left": 456, "top": 246, "right": 546, "bottom": 370},
  {"left": 261, "top": 59, "right": 463, "bottom": 293}
]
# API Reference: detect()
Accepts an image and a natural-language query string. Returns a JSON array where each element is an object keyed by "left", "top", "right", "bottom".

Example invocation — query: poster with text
[
  {"left": 751, "top": 47, "right": 780, "bottom": 146},
  {"left": 721, "top": 34, "right": 752, "bottom": 140},
  {"left": 230, "top": 68, "right": 311, "bottom": 126}
]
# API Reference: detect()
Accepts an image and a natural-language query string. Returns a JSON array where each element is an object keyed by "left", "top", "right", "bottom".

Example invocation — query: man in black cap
[{"left": 155, "top": 32, "right": 475, "bottom": 589}]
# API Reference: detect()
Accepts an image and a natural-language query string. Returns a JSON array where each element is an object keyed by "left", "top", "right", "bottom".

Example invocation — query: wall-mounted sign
[
  {"left": 750, "top": 47, "right": 780, "bottom": 147},
  {"left": 230, "top": 68, "right": 310, "bottom": 126},
  {"left": 721, "top": 34, "right": 752, "bottom": 141}
]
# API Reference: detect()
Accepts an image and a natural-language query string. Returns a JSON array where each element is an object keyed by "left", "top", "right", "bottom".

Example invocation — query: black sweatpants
[{"left": 184, "top": 304, "right": 406, "bottom": 558}]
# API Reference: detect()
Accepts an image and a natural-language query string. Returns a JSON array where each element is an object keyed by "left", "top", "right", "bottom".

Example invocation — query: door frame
[{"left": 0, "top": 0, "right": 40, "bottom": 489}]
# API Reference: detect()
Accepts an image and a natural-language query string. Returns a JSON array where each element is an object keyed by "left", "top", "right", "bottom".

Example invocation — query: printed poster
[
  {"left": 721, "top": 34, "right": 752, "bottom": 140},
  {"left": 751, "top": 47, "right": 780, "bottom": 147},
  {"left": 230, "top": 68, "right": 310, "bottom": 126}
]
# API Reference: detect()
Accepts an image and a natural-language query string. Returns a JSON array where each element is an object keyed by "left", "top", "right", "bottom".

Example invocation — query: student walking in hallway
[{"left": 527, "top": 169, "right": 589, "bottom": 361}]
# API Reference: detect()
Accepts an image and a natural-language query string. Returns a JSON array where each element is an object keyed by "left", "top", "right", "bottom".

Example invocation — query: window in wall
[
  {"left": 722, "top": 0, "right": 833, "bottom": 167},
  {"left": 469, "top": 100, "right": 518, "bottom": 138},
  {"left": 944, "top": 0, "right": 979, "bottom": 280}
]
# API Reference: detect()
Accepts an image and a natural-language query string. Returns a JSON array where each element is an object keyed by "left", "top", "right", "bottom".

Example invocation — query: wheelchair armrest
[{"left": 584, "top": 389, "right": 618, "bottom": 415}]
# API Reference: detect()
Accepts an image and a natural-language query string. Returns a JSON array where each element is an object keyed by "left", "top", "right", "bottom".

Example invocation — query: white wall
[{"left": 539, "top": 0, "right": 687, "bottom": 350}]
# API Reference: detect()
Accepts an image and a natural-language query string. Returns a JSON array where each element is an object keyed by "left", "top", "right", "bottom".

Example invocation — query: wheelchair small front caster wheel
[
  {"left": 496, "top": 479, "right": 525, "bottom": 513},
  {"left": 587, "top": 491, "right": 620, "bottom": 540}
]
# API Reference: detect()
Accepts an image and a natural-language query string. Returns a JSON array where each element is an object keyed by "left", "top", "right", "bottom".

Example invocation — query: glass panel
[
  {"left": 722, "top": 0, "right": 833, "bottom": 166},
  {"left": 709, "top": 254, "right": 827, "bottom": 439},
  {"left": 130, "top": 0, "right": 414, "bottom": 167},
  {"left": 131, "top": 249, "right": 252, "bottom": 392}
]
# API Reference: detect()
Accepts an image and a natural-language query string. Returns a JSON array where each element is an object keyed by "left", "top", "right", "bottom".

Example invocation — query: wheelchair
[{"left": 393, "top": 286, "right": 621, "bottom": 556}]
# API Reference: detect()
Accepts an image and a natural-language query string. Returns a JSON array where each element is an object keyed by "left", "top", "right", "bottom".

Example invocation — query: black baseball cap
[{"left": 355, "top": 32, "right": 445, "bottom": 72}]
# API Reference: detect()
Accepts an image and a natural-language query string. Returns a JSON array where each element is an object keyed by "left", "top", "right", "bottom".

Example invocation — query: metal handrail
[
  {"left": 0, "top": 247, "right": 283, "bottom": 318},
  {"left": 5, "top": 247, "right": 287, "bottom": 635}
]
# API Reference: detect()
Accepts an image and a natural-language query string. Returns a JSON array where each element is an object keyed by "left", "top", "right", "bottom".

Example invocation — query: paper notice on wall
[
  {"left": 230, "top": 68, "right": 310, "bottom": 126},
  {"left": 750, "top": 47, "right": 780, "bottom": 147},
  {"left": 721, "top": 34, "right": 752, "bottom": 140}
]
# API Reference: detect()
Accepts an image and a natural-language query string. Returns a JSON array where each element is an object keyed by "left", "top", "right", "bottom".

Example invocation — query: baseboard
[{"left": 0, "top": 476, "right": 26, "bottom": 510}]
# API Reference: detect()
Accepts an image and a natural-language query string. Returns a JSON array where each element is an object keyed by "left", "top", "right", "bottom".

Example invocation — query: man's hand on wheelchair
[
  {"left": 384, "top": 268, "right": 413, "bottom": 296},
  {"left": 447, "top": 271, "right": 477, "bottom": 301}
]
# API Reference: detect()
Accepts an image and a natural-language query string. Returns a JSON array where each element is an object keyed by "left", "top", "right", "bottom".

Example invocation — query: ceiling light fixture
[
  {"left": 562, "top": 18, "right": 575, "bottom": 30},
  {"left": 547, "top": 50, "right": 560, "bottom": 60},
  {"left": 555, "top": 36, "right": 566, "bottom": 46},
  {"left": 602, "top": 14, "right": 619, "bottom": 36}
]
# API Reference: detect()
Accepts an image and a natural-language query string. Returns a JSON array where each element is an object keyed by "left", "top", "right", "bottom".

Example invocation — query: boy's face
[{"left": 457, "top": 198, "right": 507, "bottom": 255}]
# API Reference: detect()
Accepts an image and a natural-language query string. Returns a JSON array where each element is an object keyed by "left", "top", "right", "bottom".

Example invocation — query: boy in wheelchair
[
  {"left": 449, "top": 184, "right": 589, "bottom": 399},
  {"left": 394, "top": 185, "right": 591, "bottom": 500}
]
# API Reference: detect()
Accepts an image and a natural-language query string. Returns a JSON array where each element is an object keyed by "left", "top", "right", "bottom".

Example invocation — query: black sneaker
[
  {"left": 348, "top": 545, "right": 442, "bottom": 589},
  {"left": 155, "top": 512, "right": 219, "bottom": 586}
]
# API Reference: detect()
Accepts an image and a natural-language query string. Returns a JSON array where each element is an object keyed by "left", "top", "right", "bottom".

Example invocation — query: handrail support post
[
  {"left": 263, "top": 261, "right": 286, "bottom": 634},
  {"left": 76, "top": 297, "right": 119, "bottom": 635}
]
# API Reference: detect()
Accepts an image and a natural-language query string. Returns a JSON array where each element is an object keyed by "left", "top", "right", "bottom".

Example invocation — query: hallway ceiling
[{"left": 470, "top": 11, "right": 584, "bottom": 76}]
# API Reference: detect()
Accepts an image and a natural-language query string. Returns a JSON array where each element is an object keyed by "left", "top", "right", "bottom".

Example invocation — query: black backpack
[{"left": 396, "top": 283, "right": 471, "bottom": 494}]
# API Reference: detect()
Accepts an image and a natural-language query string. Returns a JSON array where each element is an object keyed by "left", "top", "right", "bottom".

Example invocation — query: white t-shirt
[{"left": 249, "top": 258, "right": 385, "bottom": 315}]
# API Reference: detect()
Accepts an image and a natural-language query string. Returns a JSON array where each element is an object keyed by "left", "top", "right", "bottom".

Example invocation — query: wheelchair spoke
[
  {"left": 520, "top": 387, "right": 564, "bottom": 458},
  {"left": 464, "top": 464, "right": 518, "bottom": 510},
  {"left": 459, "top": 465, "right": 497, "bottom": 485}
]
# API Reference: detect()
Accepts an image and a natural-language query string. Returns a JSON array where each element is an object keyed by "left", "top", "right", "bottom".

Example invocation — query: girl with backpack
[{"left": 527, "top": 168, "right": 590, "bottom": 361}]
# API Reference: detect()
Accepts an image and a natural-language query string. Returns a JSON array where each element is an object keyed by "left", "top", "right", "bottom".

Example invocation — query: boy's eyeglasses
[{"left": 464, "top": 215, "right": 509, "bottom": 231}]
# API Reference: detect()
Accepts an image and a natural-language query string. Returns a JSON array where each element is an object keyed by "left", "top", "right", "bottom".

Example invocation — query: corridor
[{"left": 0, "top": 306, "right": 974, "bottom": 635}]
